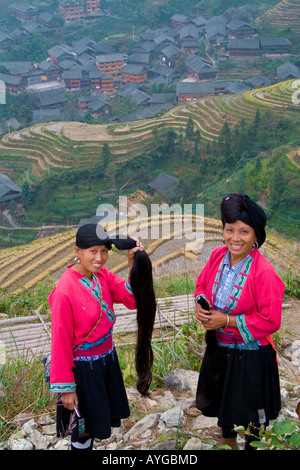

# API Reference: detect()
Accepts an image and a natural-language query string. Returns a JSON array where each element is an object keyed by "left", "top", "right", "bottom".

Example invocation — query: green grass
[{"left": 0, "top": 268, "right": 299, "bottom": 447}]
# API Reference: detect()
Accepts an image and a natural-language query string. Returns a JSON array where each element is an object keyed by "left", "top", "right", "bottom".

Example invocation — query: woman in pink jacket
[
  {"left": 194, "top": 194, "right": 285, "bottom": 450},
  {"left": 49, "top": 219, "right": 156, "bottom": 450}
]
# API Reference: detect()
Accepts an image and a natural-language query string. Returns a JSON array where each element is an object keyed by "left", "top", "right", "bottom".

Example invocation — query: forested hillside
[{"left": 0, "top": 79, "right": 299, "bottom": 247}]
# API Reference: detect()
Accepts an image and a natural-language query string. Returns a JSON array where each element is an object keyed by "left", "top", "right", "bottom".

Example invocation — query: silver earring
[
  {"left": 222, "top": 238, "right": 226, "bottom": 244},
  {"left": 74, "top": 256, "right": 80, "bottom": 263}
]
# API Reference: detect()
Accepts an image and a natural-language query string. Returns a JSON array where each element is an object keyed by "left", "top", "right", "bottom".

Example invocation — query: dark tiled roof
[
  {"left": 0, "top": 173, "right": 21, "bottom": 200},
  {"left": 148, "top": 172, "right": 179, "bottom": 194},
  {"left": 228, "top": 39, "right": 260, "bottom": 50}
]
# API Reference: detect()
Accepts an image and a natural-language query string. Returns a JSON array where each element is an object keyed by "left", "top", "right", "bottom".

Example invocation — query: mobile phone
[{"left": 197, "top": 296, "right": 210, "bottom": 312}]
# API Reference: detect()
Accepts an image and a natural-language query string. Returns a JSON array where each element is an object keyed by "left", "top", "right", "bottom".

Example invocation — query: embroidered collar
[{"left": 212, "top": 249, "right": 255, "bottom": 315}]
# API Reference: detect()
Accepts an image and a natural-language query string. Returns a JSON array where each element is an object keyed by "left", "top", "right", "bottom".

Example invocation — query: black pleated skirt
[
  {"left": 196, "top": 342, "right": 281, "bottom": 430},
  {"left": 56, "top": 347, "right": 130, "bottom": 440}
]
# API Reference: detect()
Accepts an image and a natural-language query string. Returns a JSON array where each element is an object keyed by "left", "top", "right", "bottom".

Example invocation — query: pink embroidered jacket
[
  {"left": 195, "top": 246, "right": 285, "bottom": 348},
  {"left": 48, "top": 265, "right": 136, "bottom": 393}
]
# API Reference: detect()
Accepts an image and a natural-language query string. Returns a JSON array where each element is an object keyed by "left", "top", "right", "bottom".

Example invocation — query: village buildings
[
  {"left": 0, "top": 3, "right": 297, "bottom": 124},
  {"left": 58, "top": 0, "right": 101, "bottom": 22}
]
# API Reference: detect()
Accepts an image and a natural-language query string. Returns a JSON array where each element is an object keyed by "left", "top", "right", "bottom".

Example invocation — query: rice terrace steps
[
  {"left": 0, "top": 212, "right": 298, "bottom": 361},
  {"left": 0, "top": 223, "right": 298, "bottom": 361},
  {"left": 0, "top": 80, "right": 299, "bottom": 184},
  {"left": 255, "top": 0, "right": 300, "bottom": 35}
]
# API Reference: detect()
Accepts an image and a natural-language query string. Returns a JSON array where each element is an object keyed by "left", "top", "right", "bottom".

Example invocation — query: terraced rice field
[
  {"left": 0, "top": 213, "right": 297, "bottom": 295},
  {"left": 0, "top": 80, "right": 299, "bottom": 184},
  {"left": 256, "top": 0, "right": 300, "bottom": 35}
]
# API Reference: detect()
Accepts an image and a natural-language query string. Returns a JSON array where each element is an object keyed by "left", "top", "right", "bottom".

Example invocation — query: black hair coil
[{"left": 129, "top": 250, "right": 156, "bottom": 396}]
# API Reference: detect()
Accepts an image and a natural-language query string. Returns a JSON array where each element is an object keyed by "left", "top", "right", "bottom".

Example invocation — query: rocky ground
[{"left": 3, "top": 333, "right": 300, "bottom": 451}]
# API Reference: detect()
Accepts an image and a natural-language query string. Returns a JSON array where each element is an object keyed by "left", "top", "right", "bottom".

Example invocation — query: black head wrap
[
  {"left": 76, "top": 217, "right": 137, "bottom": 250},
  {"left": 221, "top": 194, "right": 267, "bottom": 247}
]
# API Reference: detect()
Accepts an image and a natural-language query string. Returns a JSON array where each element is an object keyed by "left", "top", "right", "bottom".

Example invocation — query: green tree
[
  {"left": 218, "top": 122, "right": 231, "bottom": 161},
  {"left": 21, "top": 181, "right": 34, "bottom": 205},
  {"left": 185, "top": 117, "right": 194, "bottom": 140},
  {"left": 17, "top": 105, "right": 32, "bottom": 126},
  {"left": 269, "top": 164, "right": 286, "bottom": 213},
  {"left": 112, "top": 94, "right": 138, "bottom": 116},
  {"left": 165, "top": 127, "right": 177, "bottom": 153},
  {"left": 254, "top": 107, "right": 260, "bottom": 127},
  {"left": 102, "top": 143, "right": 111, "bottom": 169}
]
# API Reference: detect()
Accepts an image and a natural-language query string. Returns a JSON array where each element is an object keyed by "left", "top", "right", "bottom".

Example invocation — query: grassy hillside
[
  {"left": 0, "top": 80, "right": 299, "bottom": 243},
  {"left": 255, "top": 0, "right": 300, "bottom": 38}
]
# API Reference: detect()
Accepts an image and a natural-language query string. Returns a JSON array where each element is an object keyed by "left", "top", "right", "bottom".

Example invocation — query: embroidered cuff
[
  {"left": 50, "top": 382, "right": 76, "bottom": 393},
  {"left": 235, "top": 314, "right": 255, "bottom": 344}
]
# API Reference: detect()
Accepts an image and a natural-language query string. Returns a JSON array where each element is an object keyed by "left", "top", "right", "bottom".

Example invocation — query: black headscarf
[
  {"left": 76, "top": 217, "right": 137, "bottom": 250},
  {"left": 75, "top": 217, "right": 156, "bottom": 396},
  {"left": 220, "top": 194, "right": 267, "bottom": 247}
]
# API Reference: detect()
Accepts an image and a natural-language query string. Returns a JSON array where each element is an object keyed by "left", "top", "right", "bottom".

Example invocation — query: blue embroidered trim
[
  {"left": 102, "top": 300, "right": 115, "bottom": 323},
  {"left": 125, "top": 279, "right": 133, "bottom": 295},
  {"left": 236, "top": 314, "right": 255, "bottom": 343},
  {"left": 50, "top": 382, "right": 76, "bottom": 393},
  {"left": 74, "top": 346, "right": 114, "bottom": 362},
  {"left": 218, "top": 340, "right": 260, "bottom": 350},
  {"left": 79, "top": 275, "right": 115, "bottom": 324},
  {"left": 75, "top": 328, "right": 113, "bottom": 351},
  {"left": 79, "top": 274, "right": 102, "bottom": 303}
]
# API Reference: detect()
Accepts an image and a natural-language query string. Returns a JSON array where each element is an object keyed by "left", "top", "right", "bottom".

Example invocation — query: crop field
[
  {"left": 0, "top": 80, "right": 299, "bottom": 185},
  {"left": 255, "top": 0, "right": 300, "bottom": 35},
  {"left": 0, "top": 213, "right": 298, "bottom": 295}
]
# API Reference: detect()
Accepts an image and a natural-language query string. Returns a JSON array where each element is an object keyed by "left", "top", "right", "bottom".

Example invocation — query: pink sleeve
[
  {"left": 194, "top": 251, "right": 218, "bottom": 303},
  {"left": 103, "top": 269, "right": 137, "bottom": 309},
  {"left": 234, "top": 268, "right": 285, "bottom": 342},
  {"left": 49, "top": 290, "right": 76, "bottom": 393}
]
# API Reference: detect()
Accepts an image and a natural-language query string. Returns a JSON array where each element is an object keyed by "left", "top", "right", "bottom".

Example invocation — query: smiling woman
[
  {"left": 47, "top": 218, "right": 156, "bottom": 450},
  {"left": 73, "top": 245, "right": 110, "bottom": 280},
  {"left": 194, "top": 194, "right": 285, "bottom": 450}
]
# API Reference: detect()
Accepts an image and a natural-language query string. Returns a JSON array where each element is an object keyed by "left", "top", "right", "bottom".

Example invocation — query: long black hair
[{"left": 130, "top": 250, "right": 156, "bottom": 396}]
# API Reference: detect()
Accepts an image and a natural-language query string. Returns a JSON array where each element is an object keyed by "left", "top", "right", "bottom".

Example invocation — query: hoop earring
[
  {"left": 222, "top": 238, "right": 226, "bottom": 244},
  {"left": 74, "top": 256, "right": 80, "bottom": 263}
]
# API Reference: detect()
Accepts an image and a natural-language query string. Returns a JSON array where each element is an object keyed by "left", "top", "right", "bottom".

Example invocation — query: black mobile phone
[{"left": 197, "top": 296, "right": 210, "bottom": 312}]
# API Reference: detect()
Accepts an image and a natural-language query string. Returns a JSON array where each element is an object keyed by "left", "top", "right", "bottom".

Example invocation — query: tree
[
  {"left": 254, "top": 107, "right": 260, "bottom": 127},
  {"left": 185, "top": 117, "right": 194, "bottom": 140},
  {"left": 17, "top": 105, "right": 32, "bottom": 126},
  {"left": 269, "top": 164, "right": 286, "bottom": 213},
  {"left": 194, "top": 129, "right": 201, "bottom": 143},
  {"left": 104, "top": 162, "right": 117, "bottom": 188},
  {"left": 165, "top": 127, "right": 177, "bottom": 153},
  {"left": 22, "top": 181, "right": 34, "bottom": 205},
  {"left": 218, "top": 122, "right": 231, "bottom": 161},
  {"left": 102, "top": 143, "right": 111, "bottom": 169},
  {"left": 112, "top": 94, "right": 138, "bottom": 116}
]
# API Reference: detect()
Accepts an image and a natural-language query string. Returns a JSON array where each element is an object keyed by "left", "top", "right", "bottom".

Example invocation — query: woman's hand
[
  {"left": 195, "top": 302, "right": 234, "bottom": 330},
  {"left": 127, "top": 239, "right": 144, "bottom": 272},
  {"left": 60, "top": 391, "right": 78, "bottom": 410},
  {"left": 195, "top": 298, "right": 211, "bottom": 324}
]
